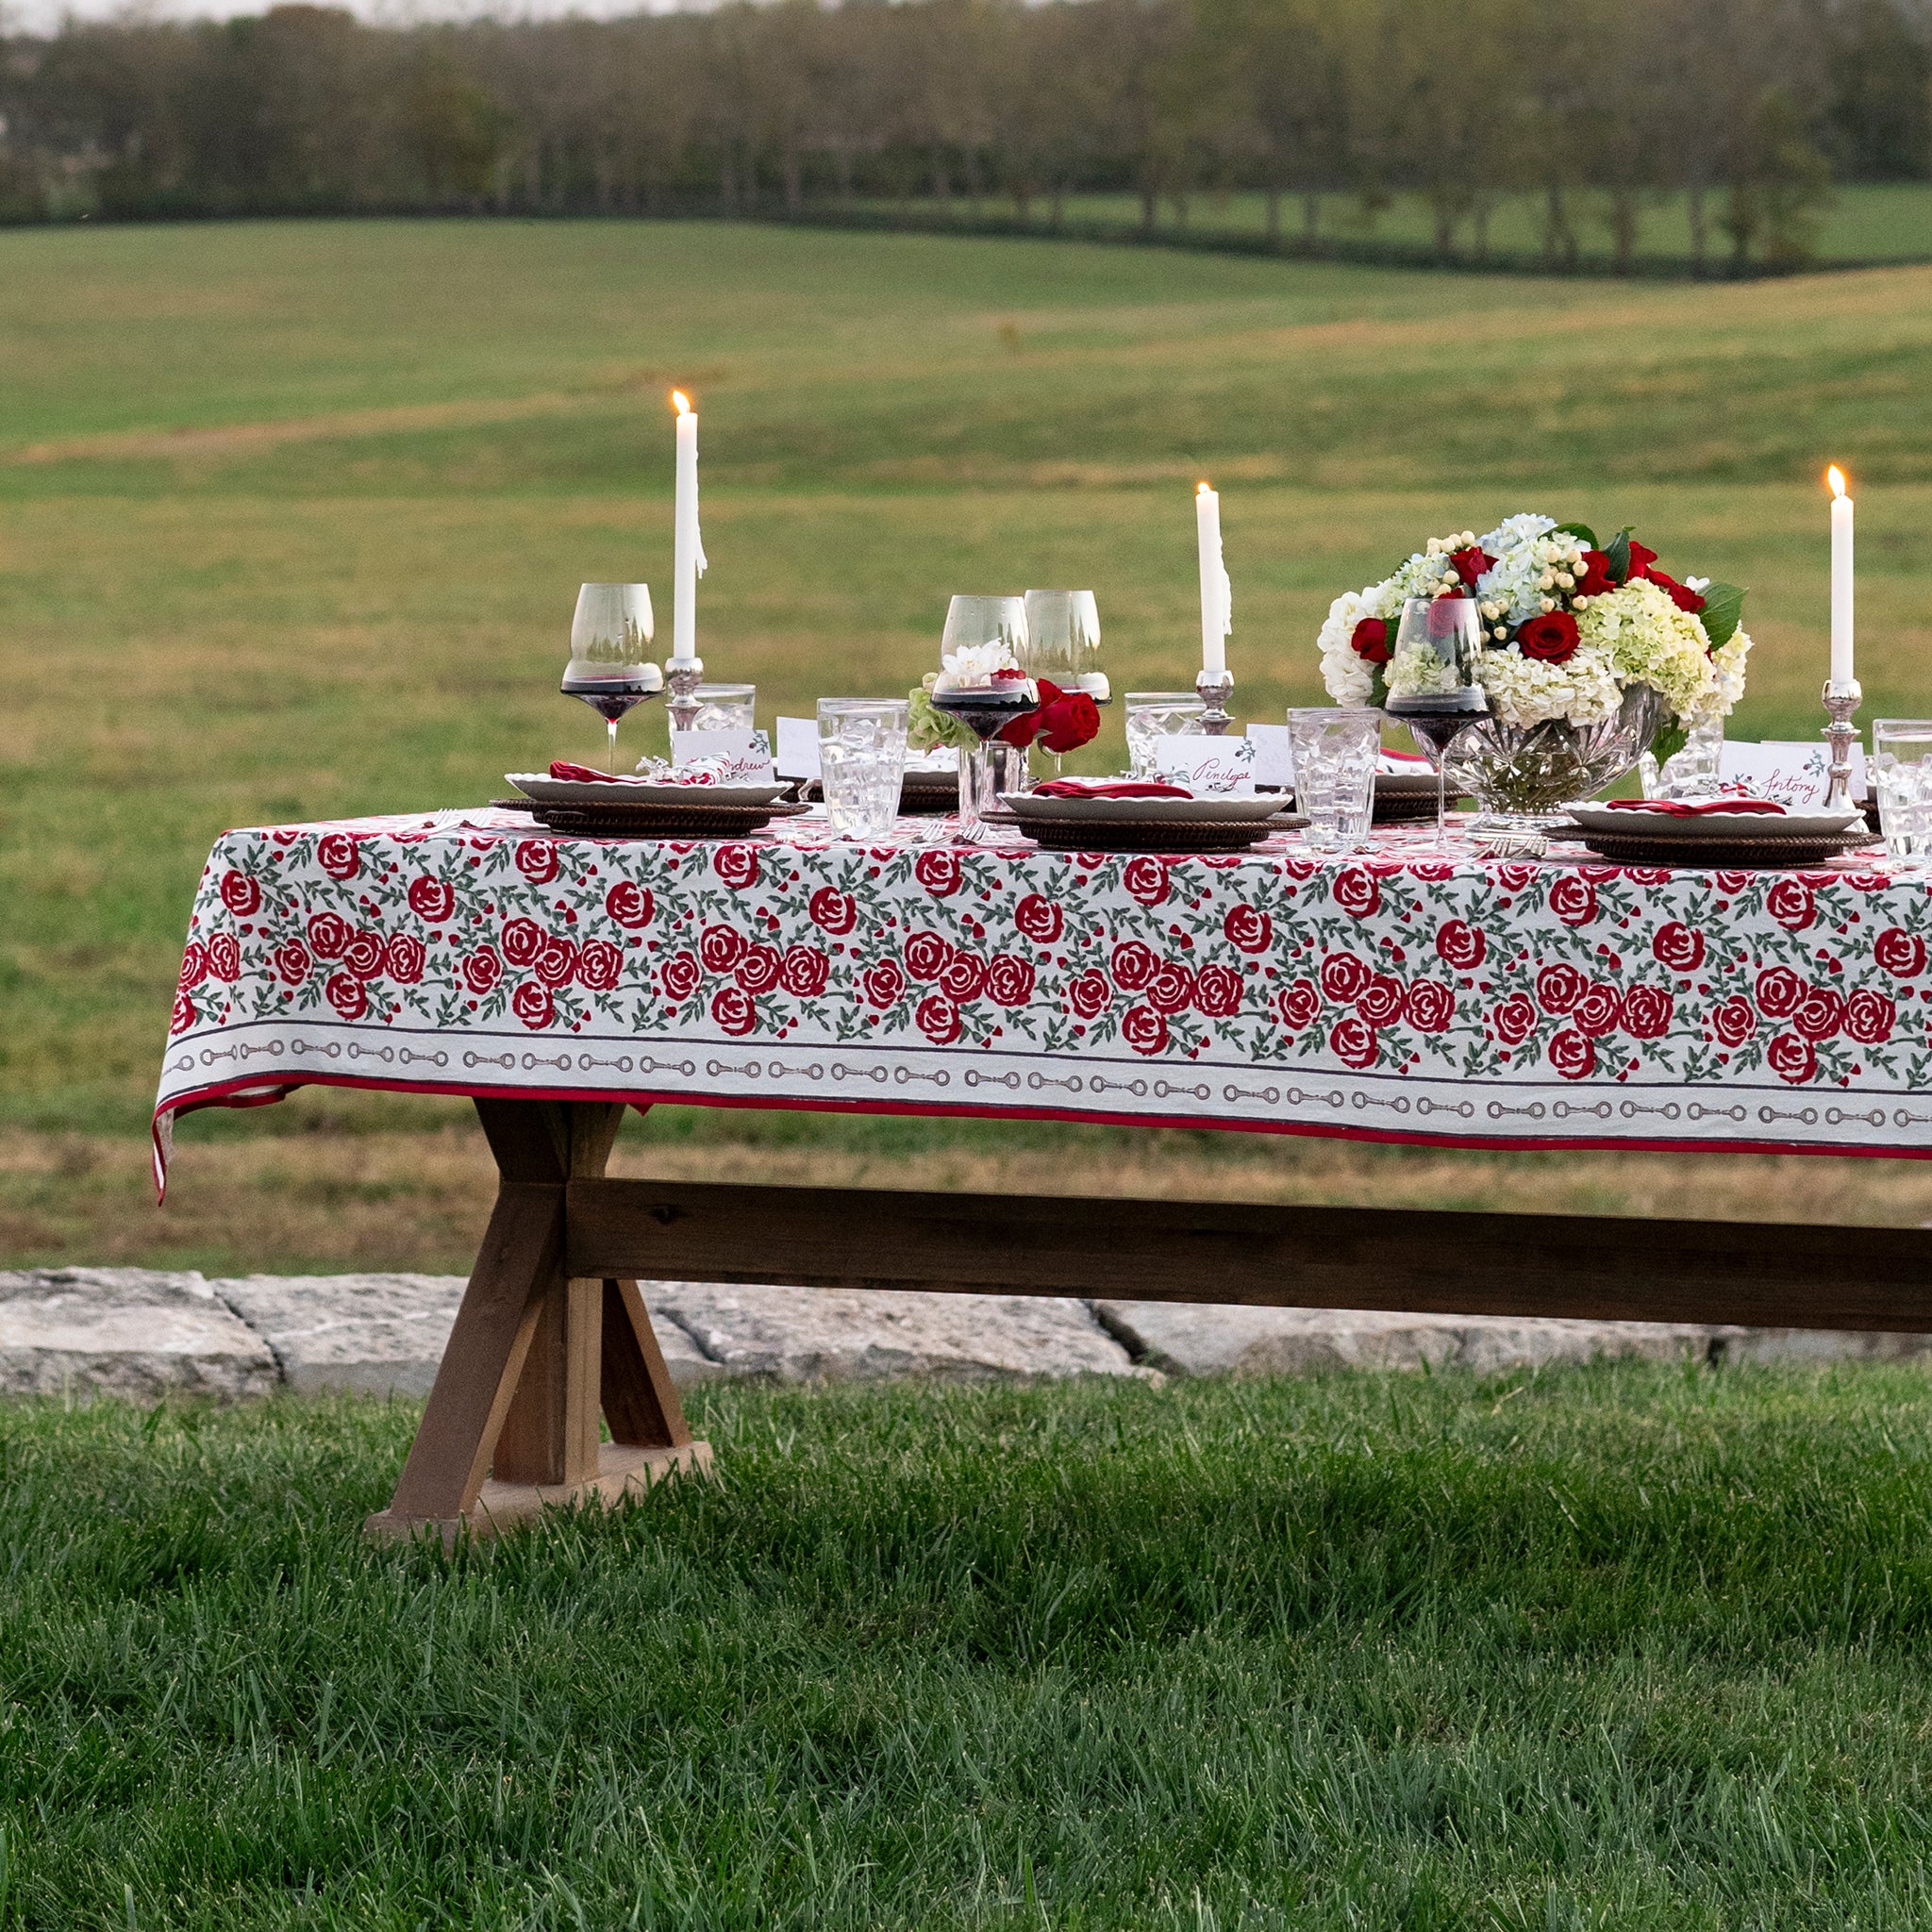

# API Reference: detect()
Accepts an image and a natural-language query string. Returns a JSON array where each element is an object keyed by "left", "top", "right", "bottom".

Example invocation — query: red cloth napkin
[
  {"left": 1030, "top": 779, "right": 1193, "bottom": 800},
  {"left": 549, "top": 761, "right": 643, "bottom": 785},
  {"left": 1603, "top": 796, "right": 1786, "bottom": 817}
]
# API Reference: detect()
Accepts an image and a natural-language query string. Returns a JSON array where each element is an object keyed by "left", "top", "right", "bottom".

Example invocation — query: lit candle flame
[
  {"left": 671, "top": 390, "right": 692, "bottom": 416},
  {"left": 1827, "top": 464, "right": 1847, "bottom": 499},
  {"left": 1197, "top": 480, "right": 1211, "bottom": 496}
]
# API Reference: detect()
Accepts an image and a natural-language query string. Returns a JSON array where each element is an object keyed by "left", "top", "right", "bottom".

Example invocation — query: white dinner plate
[
  {"left": 1563, "top": 802, "right": 1867, "bottom": 840},
  {"left": 999, "top": 791, "right": 1287, "bottom": 824},
  {"left": 508, "top": 773, "right": 791, "bottom": 807}
]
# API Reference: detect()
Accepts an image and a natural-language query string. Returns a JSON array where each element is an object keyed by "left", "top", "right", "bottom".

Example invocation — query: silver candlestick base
[
  {"left": 665, "top": 656, "right": 706, "bottom": 735},
  {"left": 1822, "top": 676, "right": 1862, "bottom": 812},
  {"left": 1195, "top": 667, "right": 1235, "bottom": 737}
]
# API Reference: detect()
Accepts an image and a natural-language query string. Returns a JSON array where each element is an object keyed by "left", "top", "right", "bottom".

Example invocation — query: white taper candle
[
  {"left": 1828, "top": 464, "right": 1854, "bottom": 688},
  {"left": 1196, "top": 481, "right": 1230, "bottom": 676},
  {"left": 672, "top": 391, "right": 706, "bottom": 662}
]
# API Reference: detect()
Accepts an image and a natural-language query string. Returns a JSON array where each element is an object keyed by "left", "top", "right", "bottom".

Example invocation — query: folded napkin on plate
[
  {"left": 548, "top": 760, "right": 644, "bottom": 785},
  {"left": 1030, "top": 779, "right": 1193, "bottom": 800},
  {"left": 1602, "top": 796, "right": 1786, "bottom": 817}
]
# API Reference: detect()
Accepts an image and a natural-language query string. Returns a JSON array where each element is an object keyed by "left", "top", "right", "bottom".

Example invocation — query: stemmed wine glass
[
  {"left": 931, "top": 594, "right": 1036, "bottom": 841},
  {"left": 1022, "top": 590, "right": 1105, "bottom": 779},
  {"left": 560, "top": 583, "right": 662, "bottom": 767},
  {"left": 1383, "top": 596, "right": 1489, "bottom": 849}
]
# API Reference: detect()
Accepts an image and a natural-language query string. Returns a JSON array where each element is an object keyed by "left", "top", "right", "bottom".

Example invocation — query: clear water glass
[
  {"left": 688, "top": 683, "right": 757, "bottom": 733},
  {"left": 1125, "top": 692, "right": 1206, "bottom": 777},
  {"left": 818, "top": 699, "right": 908, "bottom": 839},
  {"left": 1640, "top": 713, "right": 1725, "bottom": 800},
  {"left": 1873, "top": 721, "right": 1932, "bottom": 860},
  {"left": 1289, "top": 708, "right": 1380, "bottom": 853}
]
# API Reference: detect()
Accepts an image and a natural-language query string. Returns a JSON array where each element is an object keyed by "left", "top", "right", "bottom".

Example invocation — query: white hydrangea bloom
[
  {"left": 1475, "top": 513, "right": 1569, "bottom": 625},
  {"left": 1317, "top": 587, "right": 1381, "bottom": 705},
  {"left": 1475, "top": 642, "right": 1624, "bottom": 729},
  {"left": 1574, "top": 578, "right": 1713, "bottom": 723},
  {"left": 1704, "top": 625, "right": 1753, "bottom": 720},
  {"left": 1385, "top": 640, "right": 1461, "bottom": 701}
]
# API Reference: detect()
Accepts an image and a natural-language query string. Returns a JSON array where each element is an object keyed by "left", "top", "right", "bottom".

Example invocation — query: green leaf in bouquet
[
  {"left": 1370, "top": 663, "right": 1389, "bottom": 709},
  {"left": 1697, "top": 581, "right": 1746, "bottom": 652},
  {"left": 1554, "top": 521, "right": 1598, "bottom": 548},
  {"left": 1648, "top": 719, "right": 1690, "bottom": 769},
  {"left": 1602, "top": 528, "right": 1633, "bottom": 583}
]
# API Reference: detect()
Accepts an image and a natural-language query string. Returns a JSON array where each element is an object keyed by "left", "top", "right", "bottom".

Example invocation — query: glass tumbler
[
  {"left": 1288, "top": 708, "right": 1381, "bottom": 853},
  {"left": 818, "top": 699, "right": 908, "bottom": 839},
  {"left": 1872, "top": 720, "right": 1932, "bottom": 859},
  {"left": 687, "top": 683, "right": 757, "bottom": 734},
  {"left": 1125, "top": 692, "right": 1206, "bottom": 778}
]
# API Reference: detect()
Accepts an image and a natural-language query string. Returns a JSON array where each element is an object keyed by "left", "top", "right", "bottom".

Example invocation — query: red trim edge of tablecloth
[{"left": 150, "top": 1069, "right": 1932, "bottom": 1204}]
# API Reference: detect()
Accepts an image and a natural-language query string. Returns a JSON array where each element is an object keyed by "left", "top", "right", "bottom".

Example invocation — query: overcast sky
[{"left": 8, "top": 0, "right": 702, "bottom": 33}]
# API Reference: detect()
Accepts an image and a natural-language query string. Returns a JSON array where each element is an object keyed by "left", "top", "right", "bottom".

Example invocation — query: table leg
[{"left": 365, "top": 1099, "right": 711, "bottom": 1545}]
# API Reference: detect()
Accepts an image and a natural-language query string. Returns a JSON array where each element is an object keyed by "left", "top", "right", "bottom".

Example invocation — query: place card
[
  {"left": 774, "top": 716, "right": 821, "bottom": 780},
  {"left": 1151, "top": 737, "right": 1257, "bottom": 795},
  {"left": 1718, "top": 739, "right": 1866, "bottom": 807},
  {"left": 1243, "top": 724, "right": 1295, "bottom": 790},
  {"left": 670, "top": 727, "right": 776, "bottom": 783}
]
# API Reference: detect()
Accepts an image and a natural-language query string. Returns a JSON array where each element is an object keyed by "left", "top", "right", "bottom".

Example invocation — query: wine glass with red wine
[
  {"left": 1384, "top": 596, "right": 1489, "bottom": 848},
  {"left": 562, "top": 583, "right": 662, "bottom": 767}
]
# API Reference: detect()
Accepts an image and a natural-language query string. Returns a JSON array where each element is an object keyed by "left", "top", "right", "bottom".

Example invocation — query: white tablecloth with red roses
[{"left": 153, "top": 808, "right": 1932, "bottom": 1188}]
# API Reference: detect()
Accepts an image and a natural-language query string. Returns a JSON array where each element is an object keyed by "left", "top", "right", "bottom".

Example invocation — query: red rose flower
[
  {"left": 220, "top": 869, "right": 261, "bottom": 917},
  {"left": 1404, "top": 978, "right": 1455, "bottom": 1034},
  {"left": 710, "top": 986, "right": 758, "bottom": 1036},
  {"left": 736, "top": 943, "right": 783, "bottom": 996},
  {"left": 1145, "top": 960, "right": 1196, "bottom": 1016},
  {"left": 534, "top": 935, "right": 579, "bottom": 991},
  {"left": 1434, "top": 920, "right": 1486, "bottom": 972},
  {"left": 1846, "top": 988, "right": 1896, "bottom": 1044},
  {"left": 1191, "top": 962, "right": 1241, "bottom": 1018},
  {"left": 325, "top": 970, "right": 369, "bottom": 1021},
  {"left": 408, "top": 875, "right": 456, "bottom": 924},
  {"left": 170, "top": 991, "right": 196, "bottom": 1036},
  {"left": 606, "top": 881, "right": 655, "bottom": 930},
  {"left": 713, "top": 844, "right": 760, "bottom": 891},
  {"left": 780, "top": 944, "right": 830, "bottom": 998},
  {"left": 501, "top": 918, "right": 542, "bottom": 968},
  {"left": 1320, "top": 952, "right": 1372, "bottom": 1004},
  {"left": 1791, "top": 987, "right": 1846, "bottom": 1043},
  {"left": 1037, "top": 687, "right": 1101, "bottom": 756},
  {"left": 462, "top": 947, "right": 503, "bottom": 995},
  {"left": 1121, "top": 1004, "right": 1171, "bottom": 1056},
  {"left": 1547, "top": 1029, "right": 1596, "bottom": 1080},
  {"left": 1875, "top": 927, "right": 1927, "bottom": 978},
  {"left": 1448, "top": 544, "right": 1495, "bottom": 589},
  {"left": 1349, "top": 617, "right": 1391, "bottom": 665},
  {"left": 1574, "top": 550, "right": 1619, "bottom": 598},
  {"left": 1278, "top": 980, "right": 1323, "bottom": 1031},
  {"left": 660, "top": 951, "right": 702, "bottom": 1002},
  {"left": 1069, "top": 969, "right": 1112, "bottom": 1019},
  {"left": 1535, "top": 961, "right": 1588, "bottom": 1015},
  {"left": 914, "top": 849, "right": 962, "bottom": 898},
  {"left": 1223, "top": 903, "right": 1273, "bottom": 954},
  {"left": 1518, "top": 611, "right": 1580, "bottom": 663},
  {"left": 1328, "top": 1014, "right": 1379, "bottom": 1070},
  {"left": 986, "top": 953, "right": 1035, "bottom": 1007},
  {"left": 1015, "top": 892, "right": 1065, "bottom": 941},
  {"left": 1766, "top": 1031, "right": 1818, "bottom": 1085},
  {"left": 272, "top": 941, "right": 310, "bottom": 987},
  {"left": 1357, "top": 971, "right": 1406, "bottom": 1026},
  {"left": 1332, "top": 868, "right": 1381, "bottom": 919},
  {"left": 1620, "top": 983, "right": 1673, "bottom": 1041},
  {"left": 514, "top": 841, "right": 559, "bottom": 886},
  {"left": 860, "top": 959, "right": 906, "bottom": 1008},
  {"left": 1651, "top": 922, "right": 1705, "bottom": 974},
  {"left": 1766, "top": 877, "right": 1815, "bottom": 933},
  {"left": 1755, "top": 966, "right": 1806, "bottom": 1021},
  {"left": 700, "top": 924, "right": 748, "bottom": 974},
  {"left": 342, "top": 930, "right": 386, "bottom": 982},
  {"left": 1111, "top": 941, "right": 1158, "bottom": 994},
  {"left": 178, "top": 941, "right": 210, "bottom": 991},
  {"left": 307, "top": 911, "right": 352, "bottom": 961},
  {"left": 207, "top": 933, "right": 242, "bottom": 983},
  {"left": 1713, "top": 995, "right": 1756, "bottom": 1048},
  {"left": 1646, "top": 569, "right": 1707, "bottom": 615},
  {"left": 1493, "top": 861, "right": 1540, "bottom": 894},
  {"left": 904, "top": 930, "right": 952, "bottom": 981},
  {"left": 385, "top": 934, "right": 426, "bottom": 985},
  {"left": 806, "top": 887, "right": 858, "bottom": 937},
  {"left": 932, "top": 950, "right": 983, "bottom": 1005},
  {"left": 1547, "top": 874, "right": 1598, "bottom": 926},
  {"left": 915, "top": 993, "right": 962, "bottom": 1044},
  {"left": 1626, "top": 538, "right": 1659, "bottom": 579},
  {"left": 1123, "top": 858, "right": 1171, "bottom": 909},
  {"left": 1572, "top": 982, "right": 1623, "bottom": 1039},
  {"left": 1493, "top": 991, "right": 1537, "bottom": 1045},
  {"left": 577, "top": 939, "right": 623, "bottom": 992},
  {"left": 317, "top": 832, "right": 360, "bottom": 882}
]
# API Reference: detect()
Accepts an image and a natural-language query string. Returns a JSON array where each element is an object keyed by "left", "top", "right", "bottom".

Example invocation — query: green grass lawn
[
  {"left": 9, "top": 1364, "right": 1932, "bottom": 1927},
  {"left": 6, "top": 218, "right": 1932, "bottom": 1260}
]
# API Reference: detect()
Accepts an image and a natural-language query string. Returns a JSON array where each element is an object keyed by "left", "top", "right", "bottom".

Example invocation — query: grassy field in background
[
  {"left": 12, "top": 1365, "right": 1932, "bottom": 1925},
  {"left": 7, "top": 219, "right": 1932, "bottom": 1267}
]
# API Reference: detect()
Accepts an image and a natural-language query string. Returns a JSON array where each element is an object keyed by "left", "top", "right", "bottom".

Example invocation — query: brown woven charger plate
[
  {"left": 1558, "top": 826, "right": 1876, "bottom": 869},
  {"left": 492, "top": 797, "right": 811, "bottom": 839},
  {"left": 981, "top": 807, "right": 1307, "bottom": 855}
]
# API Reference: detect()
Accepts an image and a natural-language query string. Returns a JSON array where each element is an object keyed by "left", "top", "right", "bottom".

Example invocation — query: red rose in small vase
[
  {"left": 1754, "top": 966, "right": 1806, "bottom": 1021},
  {"left": 1036, "top": 686, "right": 1101, "bottom": 756},
  {"left": 1404, "top": 978, "right": 1455, "bottom": 1034},
  {"left": 1069, "top": 969, "right": 1112, "bottom": 1019},
  {"left": 736, "top": 943, "right": 783, "bottom": 996},
  {"left": 1328, "top": 1014, "right": 1379, "bottom": 1070},
  {"left": 1547, "top": 874, "right": 1598, "bottom": 926},
  {"left": 808, "top": 887, "right": 858, "bottom": 935},
  {"left": 342, "top": 930, "right": 385, "bottom": 982},
  {"left": 1145, "top": 960, "right": 1196, "bottom": 1016},
  {"left": 987, "top": 954, "right": 1035, "bottom": 1008},
  {"left": 220, "top": 870, "right": 261, "bottom": 918},
  {"left": 1434, "top": 920, "right": 1486, "bottom": 972},
  {"left": 1224, "top": 904, "right": 1272, "bottom": 954},
  {"left": 1110, "top": 940, "right": 1158, "bottom": 994},
  {"left": 385, "top": 934, "right": 426, "bottom": 986},
  {"left": 1349, "top": 618, "right": 1391, "bottom": 665},
  {"left": 1845, "top": 988, "right": 1896, "bottom": 1044},
  {"left": 1572, "top": 982, "right": 1623, "bottom": 1039},
  {"left": 914, "top": 849, "right": 962, "bottom": 898},
  {"left": 1357, "top": 972, "right": 1406, "bottom": 1027},
  {"left": 1875, "top": 927, "right": 1927, "bottom": 978},
  {"left": 1121, "top": 1004, "right": 1171, "bottom": 1056},
  {"left": 941, "top": 950, "right": 990, "bottom": 1004},
  {"left": 1493, "top": 991, "right": 1537, "bottom": 1045},
  {"left": 1547, "top": 1029, "right": 1596, "bottom": 1080},
  {"left": 710, "top": 985, "right": 758, "bottom": 1036},
  {"left": 501, "top": 918, "right": 542, "bottom": 968},
  {"left": 713, "top": 844, "right": 760, "bottom": 890},
  {"left": 1016, "top": 892, "right": 1065, "bottom": 941},
  {"left": 325, "top": 970, "right": 369, "bottom": 1021},
  {"left": 1791, "top": 987, "right": 1846, "bottom": 1042},
  {"left": 408, "top": 874, "right": 456, "bottom": 924},
  {"left": 1123, "top": 858, "right": 1171, "bottom": 909},
  {"left": 1766, "top": 877, "right": 1815, "bottom": 933},
  {"left": 1278, "top": 980, "right": 1323, "bottom": 1032},
  {"left": 1320, "top": 952, "right": 1371, "bottom": 1005},
  {"left": 534, "top": 935, "right": 578, "bottom": 991},
  {"left": 463, "top": 947, "right": 503, "bottom": 996},
  {"left": 700, "top": 924, "right": 748, "bottom": 974},
  {"left": 576, "top": 939, "right": 623, "bottom": 992},
  {"left": 1535, "top": 961, "right": 1588, "bottom": 1015},
  {"left": 1766, "top": 1031, "right": 1818, "bottom": 1085},
  {"left": 1620, "top": 983, "right": 1673, "bottom": 1040},
  {"left": 903, "top": 930, "right": 952, "bottom": 981},
  {"left": 1331, "top": 868, "right": 1380, "bottom": 919},
  {"left": 273, "top": 941, "right": 310, "bottom": 987},
  {"left": 1713, "top": 995, "right": 1756, "bottom": 1047},
  {"left": 1517, "top": 612, "right": 1580, "bottom": 663},
  {"left": 660, "top": 951, "right": 701, "bottom": 1002},
  {"left": 307, "top": 911, "right": 352, "bottom": 961},
  {"left": 606, "top": 881, "right": 655, "bottom": 930},
  {"left": 860, "top": 958, "right": 906, "bottom": 1008},
  {"left": 1651, "top": 922, "right": 1705, "bottom": 974},
  {"left": 915, "top": 993, "right": 962, "bottom": 1044},
  {"left": 317, "top": 832, "right": 360, "bottom": 882},
  {"left": 207, "top": 933, "right": 242, "bottom": 983}
]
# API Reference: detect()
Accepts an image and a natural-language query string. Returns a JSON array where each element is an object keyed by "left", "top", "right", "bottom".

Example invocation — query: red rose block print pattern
[{"left": 158, "top": 812, "right": 1932, "bottom": 1164}]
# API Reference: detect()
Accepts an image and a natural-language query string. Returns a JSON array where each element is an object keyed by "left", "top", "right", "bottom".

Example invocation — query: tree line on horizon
[{"left": 3, "top": 0, "right": 1929, "bottom": 271}]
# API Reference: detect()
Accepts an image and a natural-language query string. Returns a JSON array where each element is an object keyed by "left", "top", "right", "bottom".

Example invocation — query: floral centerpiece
[
  {"left": 1318, "top": 514, "right": 1752, "bottom": 818},
  {"left": 908, "top": 645, "right": 1101, "bottom": 758}
]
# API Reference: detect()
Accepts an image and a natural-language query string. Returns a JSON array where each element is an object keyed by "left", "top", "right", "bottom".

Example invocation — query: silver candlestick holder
[
  {"left": 1822, "top": 675, "right": 1862, "bottom": 812},
  {"left": 665, "top": 656, "right": 706, "bottom": 736},
  {"left": 1195, "top": 667, "right": 1235, "bottom": 737}
]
